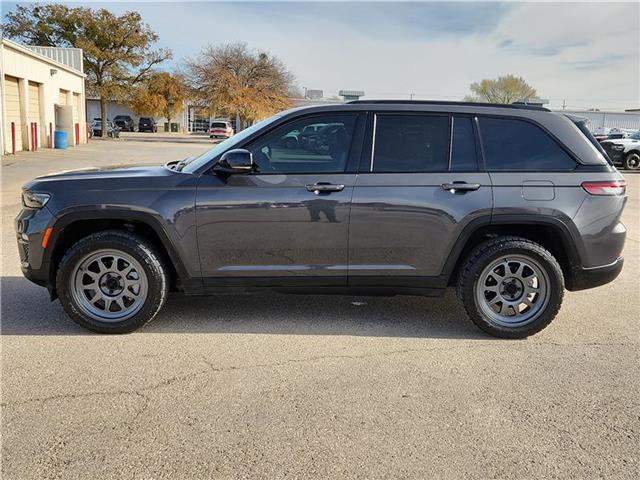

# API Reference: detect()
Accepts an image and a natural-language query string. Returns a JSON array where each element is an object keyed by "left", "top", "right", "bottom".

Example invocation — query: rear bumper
[{"left": 568, "top": 257, "right": 624, "bottom": 291}]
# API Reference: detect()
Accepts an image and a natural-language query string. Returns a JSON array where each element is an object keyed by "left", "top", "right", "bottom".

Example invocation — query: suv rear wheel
[
  {"left": 56, "top": 231, "right": 168, "bottom": 333},
  {"left": 457, "top": 236, "right": 564, "bottom": 338}
]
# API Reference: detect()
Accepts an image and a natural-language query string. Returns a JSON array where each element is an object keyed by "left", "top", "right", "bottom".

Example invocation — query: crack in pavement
[{"left": 2, "top": 341, "right": 637, "bottom": 409}]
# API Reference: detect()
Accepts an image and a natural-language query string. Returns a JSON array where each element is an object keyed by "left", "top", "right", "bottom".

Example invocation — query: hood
[
  {"left": 602, "top": 138, "right": 639, "bottom": 146},
  {"left": 22, "top": 164, "right": 183, "bottom": 192},
  {"left": 32, "top": 164, "right": 170, "bottom": 182}
]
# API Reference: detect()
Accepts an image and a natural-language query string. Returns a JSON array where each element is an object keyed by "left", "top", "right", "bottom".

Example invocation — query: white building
[
  {"left": 556, "top": 109, "right": 640, "bottom": 134},
  {"left": 1, "top": 38, "right": 87, "bottom": 154}
]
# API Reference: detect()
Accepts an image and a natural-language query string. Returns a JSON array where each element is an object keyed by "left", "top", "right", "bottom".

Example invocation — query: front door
[
  {"left": 349, "top": 113, "right": 493, "bottom": 286},
  {"left": 195, "top": 113, "right": 363, "bottom": 289}
]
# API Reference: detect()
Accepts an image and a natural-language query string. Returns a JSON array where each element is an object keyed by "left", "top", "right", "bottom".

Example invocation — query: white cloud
[{"left": 174, "top": 2, "right": 638, "bottom": 110}]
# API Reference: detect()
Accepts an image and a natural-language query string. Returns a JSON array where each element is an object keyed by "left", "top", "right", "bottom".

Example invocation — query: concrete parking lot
[{"left": 1, "top": 139, "right": 639, "bottom": 479}]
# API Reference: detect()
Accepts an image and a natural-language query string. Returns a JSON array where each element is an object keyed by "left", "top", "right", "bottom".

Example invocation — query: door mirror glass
[{"left": 215, "top": 149, "right": 254, "bottom": 174}]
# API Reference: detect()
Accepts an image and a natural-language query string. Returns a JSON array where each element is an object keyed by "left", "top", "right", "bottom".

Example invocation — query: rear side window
[
  {"left": 373, "top": 114, "right": 449, "bottom": 172},
  {"left": 479, "top": 117, "right": 576, "bottom": 171},
  {"left": 451, "top": 116, "right": 478, "bottom": 171}
]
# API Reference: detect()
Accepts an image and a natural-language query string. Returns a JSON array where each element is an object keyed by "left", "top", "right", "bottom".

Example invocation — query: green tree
[
  {"left": 3, "top": 3, "right": 171, "bottom": 136},
  {"left": 464, "top": 74, "right": 537, "bottom": 104},
  {"left": 184, "top": 42, "right": 295, "bottom": 129},
  {"left": 129, "top": 72, "right": 189, "bottom": 127}
]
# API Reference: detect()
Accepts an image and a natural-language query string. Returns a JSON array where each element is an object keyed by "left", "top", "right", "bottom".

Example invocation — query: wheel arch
[
  {"left": 444, "top": 215, "right": 585, "bottom": 289},
  {"left": 46, "top": 209, "right": 196, "bottom": 295}
]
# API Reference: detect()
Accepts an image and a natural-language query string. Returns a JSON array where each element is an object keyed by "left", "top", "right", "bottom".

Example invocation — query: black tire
[
  {"left": 623, "top": 152, "right": 640, "bottom": 170},
  {"left": 56, "top": 230, "right": 168, "bottom": 333},
  {"left": 457, "top": 236, "right": 564, "bottom": 339}
]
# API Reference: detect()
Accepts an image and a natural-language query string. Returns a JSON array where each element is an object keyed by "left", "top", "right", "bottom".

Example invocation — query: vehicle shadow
[{"left": 0, "top": 276, "right": 489, "bottom": 339}]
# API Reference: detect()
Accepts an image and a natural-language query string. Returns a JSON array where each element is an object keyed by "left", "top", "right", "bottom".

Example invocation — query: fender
[
  {"left": 45, "top": 206, "right": 203, "bottom": 294},
  {"left": 441, "top": 213, "right": 585, "bottom": 283}
]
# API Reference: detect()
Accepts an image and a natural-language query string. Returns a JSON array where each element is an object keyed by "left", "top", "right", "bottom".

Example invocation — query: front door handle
[
  {"left": 306, "top": 183, "right": 345, "bottom": 194},
  {"left": 441, "top": 182, "right": 481, "bottom": 193}
]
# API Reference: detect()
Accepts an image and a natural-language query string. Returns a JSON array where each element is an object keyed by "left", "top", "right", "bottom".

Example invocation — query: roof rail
[{"left": 346, "top": 99, "right": 550, "bottom": 112}]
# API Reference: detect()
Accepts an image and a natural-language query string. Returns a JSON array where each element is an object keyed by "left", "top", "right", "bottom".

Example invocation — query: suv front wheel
[
  {"left": 457, "top": 237, "right": 564, "bottom": 338},
  {"left": 56, "top": 231, "right": 168, "bottom": 333}
]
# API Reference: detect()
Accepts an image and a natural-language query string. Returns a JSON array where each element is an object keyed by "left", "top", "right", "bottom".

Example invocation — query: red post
[
  {"left": 50, "top": 122, "right": 54, "bottom": 148},
  {"left": 11, "top": 122, "right": 16, "bottom": 155},
  {"left": 34, "top": 123, "right": 38, "bottom": 151},
  {"left": 75, "top": 123, "right": 80, "bottom": 145}
]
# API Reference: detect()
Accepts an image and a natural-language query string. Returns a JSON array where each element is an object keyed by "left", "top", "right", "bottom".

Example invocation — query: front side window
[
  {"left": 245, "top": 115, "right": 357, "bottom": 174},
  {"left": 479, "top": 117, "right": 577, "bottom": 171},
  {"left": 372, "top": 114, "right": 449, "bottom": 172}
]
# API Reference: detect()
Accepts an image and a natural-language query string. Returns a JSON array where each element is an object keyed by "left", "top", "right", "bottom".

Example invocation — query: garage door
[
  {"left": 72, "top": 93, "right": 80, "bottom": 123},
  {"left": 28, "top": 82, "right": 41, "bottom": 148},
  {"left": 4, "top": 75, "right": 23, "bottom": 152}
]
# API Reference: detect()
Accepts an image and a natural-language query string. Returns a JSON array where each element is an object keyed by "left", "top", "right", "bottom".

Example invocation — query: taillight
[{"left": 581, "top": 180, "right": 626, "bottom": 196}]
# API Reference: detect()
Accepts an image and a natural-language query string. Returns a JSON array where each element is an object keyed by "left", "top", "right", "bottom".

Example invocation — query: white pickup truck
[{"left": 600, "top": 130, "right": 640, "bottom": 170}]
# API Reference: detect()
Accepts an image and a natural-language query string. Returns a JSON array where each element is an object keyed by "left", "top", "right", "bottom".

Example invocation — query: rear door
[
  {"left": 348, "top": 112, "right": 493, "bottom": 286},
  {"left": 195, "top": 112, "right": 364, "bottom": 288}
]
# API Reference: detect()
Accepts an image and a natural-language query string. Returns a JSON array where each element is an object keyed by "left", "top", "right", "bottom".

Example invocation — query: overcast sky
[{"left": 3, "top": 1, "right": 639, "bottom": 110}]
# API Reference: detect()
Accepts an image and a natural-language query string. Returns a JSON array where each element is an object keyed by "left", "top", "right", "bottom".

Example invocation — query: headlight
[
  {"left": 612, "top": 144, "right": 625, "bottom": 150},
  {"left": 22, "top": 191, "right": 51, "bottom": 209}
]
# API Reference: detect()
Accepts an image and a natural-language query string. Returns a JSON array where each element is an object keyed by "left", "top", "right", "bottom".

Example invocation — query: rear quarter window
[{"left": 479, "top": 117, "right": 577, "bottom": 171}]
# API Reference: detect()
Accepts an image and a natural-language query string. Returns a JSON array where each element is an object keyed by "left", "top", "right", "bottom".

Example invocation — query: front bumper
[
  {"left": 568, "top": 257, "right": 624, "bottom": 291},
  {"left": 15, "top": 206, "right": 55, "bottom": 288}
]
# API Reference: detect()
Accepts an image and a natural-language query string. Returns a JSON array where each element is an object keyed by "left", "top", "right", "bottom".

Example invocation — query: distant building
[
  {"left": 1, "top": 38, "right": 87, "bottom": 154},
  {"left": 338, "top": 90, "right": 365, "bottom": 102},
  {"left": 305, "top": 89, "right": 323, "bottom": 100}
]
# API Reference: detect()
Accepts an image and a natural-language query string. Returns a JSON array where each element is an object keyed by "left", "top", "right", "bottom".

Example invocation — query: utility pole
[
  {"left": 562, "top": 99, "right": 566, "bottom": 110},
  {"left": 410, "top": 93, "right": 415, "bottom": 100}
]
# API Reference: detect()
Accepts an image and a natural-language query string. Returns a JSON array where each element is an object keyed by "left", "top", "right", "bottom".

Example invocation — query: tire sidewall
[
  {"left": 462, "top": 242, "right": 564, "bottom": 338},
  {"left": 56, "top": 233, "right": 167, "bottom": 333},
  {"left": 624, "top": 153, "right": 640, "bottom": 170}
]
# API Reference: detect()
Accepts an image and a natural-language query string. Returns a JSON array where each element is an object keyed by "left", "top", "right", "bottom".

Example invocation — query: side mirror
[{"left": 214, "top": 149, "right": 254, "bottom": 175}]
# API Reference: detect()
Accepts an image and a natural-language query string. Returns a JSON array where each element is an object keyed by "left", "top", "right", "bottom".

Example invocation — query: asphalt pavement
[{"left": 1, "top": 139, "right": 639, "bottom": 479}]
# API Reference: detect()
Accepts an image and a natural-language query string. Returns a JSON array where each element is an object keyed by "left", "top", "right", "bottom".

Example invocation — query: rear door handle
[
  {"left": 441, "top": 182, "right": 481, "bottom": 193},
  {"left": 306, "top": 183, "right": 345, "bottom": 194}
]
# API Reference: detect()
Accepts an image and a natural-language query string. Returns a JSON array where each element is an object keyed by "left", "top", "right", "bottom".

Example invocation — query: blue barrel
[{"left": 54, "top": 130, "right": 68, "bottom": 149}]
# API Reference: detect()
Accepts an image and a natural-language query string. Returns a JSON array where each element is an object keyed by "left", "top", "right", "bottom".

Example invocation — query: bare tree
[
  {"left": 184, "top": 43, "right": 295, "bottom": 129},
  {"left": 464, "top": 74, "right": 538, "bottom": 104}
]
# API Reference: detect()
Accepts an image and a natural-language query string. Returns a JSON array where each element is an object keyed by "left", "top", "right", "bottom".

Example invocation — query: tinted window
[
  {"left": 373, "top": 114, "right": 449, "bottom": 172},
  {"left": 479, "top": 117, "right": 576, "bottom": 171},
  {"left": 245, "top": 115, "right": 357, "bottom": 173},
  {"left": 211, "top": 122, "right": 227, "bottom": 128},
  {"left": 451, "top": 116, "right": 478, "bottom": 171}
]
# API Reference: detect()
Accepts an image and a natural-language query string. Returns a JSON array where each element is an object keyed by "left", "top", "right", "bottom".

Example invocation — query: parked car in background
[
  {"left": 138, "top": 117, "right": 157, "bottom": 133},
  {"left": 17, "top": 101, "right": 626, "bottom": 338},
  {"left": 91, "top": 120, "right": 120, "bottom": 138},
  {"left": 113, "top": 115, "right": 135, "bottom": 132},
  {"left": 279, "top": 129, "right": 300, "bottom": 149},
  {"left": 209, "top": 121, "right": 234, "bottom": 139},
  {"left": 601, "top": 130, "right": 640, "bottom": 170},
  {"left": 297, "top": 123, "right": 326, "bottom": 150}
]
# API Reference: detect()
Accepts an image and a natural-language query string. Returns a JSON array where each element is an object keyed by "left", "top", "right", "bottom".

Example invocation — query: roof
[
  {"left": 1, "top": 38, "right": 85, "bottom": 77},
  {"left": 347, "top": 99, "right": 550, "bottom": 112}
]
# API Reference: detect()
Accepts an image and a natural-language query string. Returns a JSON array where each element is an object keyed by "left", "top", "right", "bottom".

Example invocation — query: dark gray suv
[{"left": 16, "top": 101, "right": 627, "bottom": 337}]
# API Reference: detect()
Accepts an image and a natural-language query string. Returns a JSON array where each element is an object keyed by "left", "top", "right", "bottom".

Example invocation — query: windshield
[
  {"left": 629, "top": 131, "right": 640, "bottom": 140},
  {"left": 181, "top": 114, "right": 283, "bottom": 173}
]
